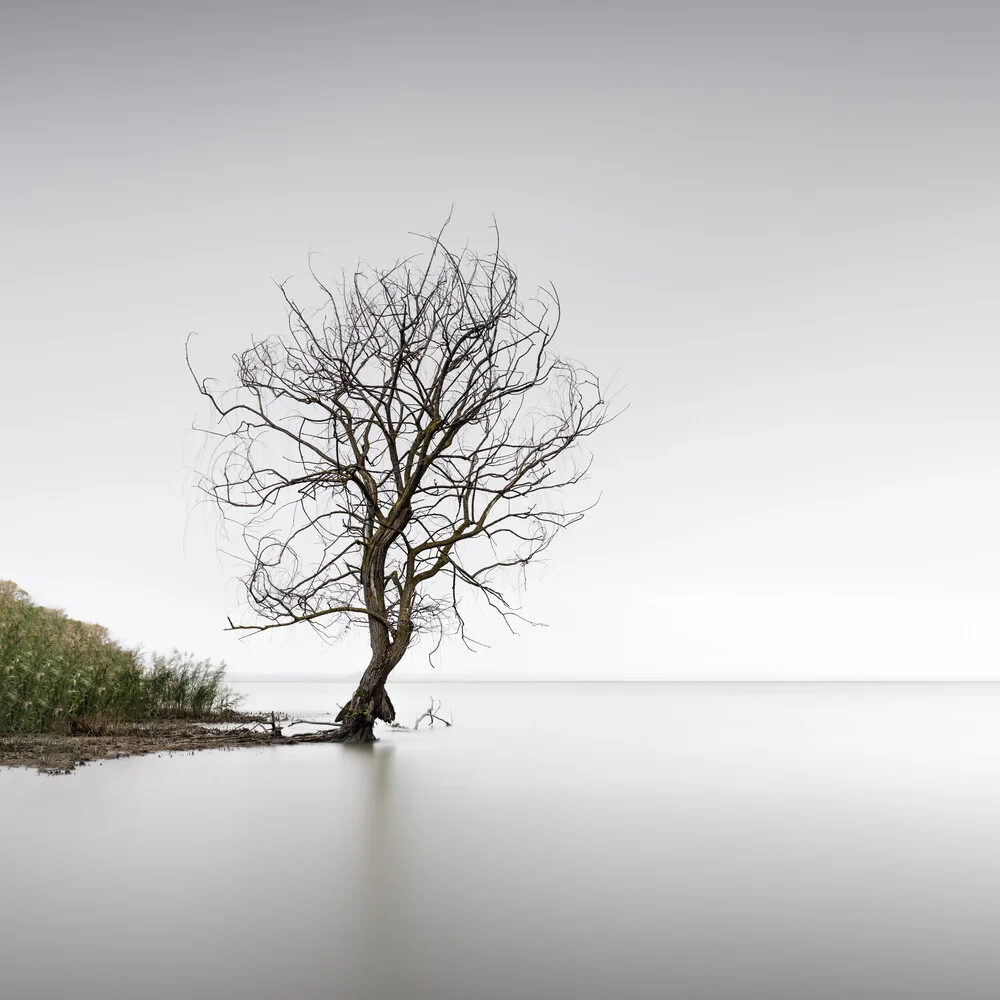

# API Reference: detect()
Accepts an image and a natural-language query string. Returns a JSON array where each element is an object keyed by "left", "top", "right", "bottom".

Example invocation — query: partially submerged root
[
  {"left": 307, "top": 714, "right": 375, "bottom": 744},
  {"left": 329, "top": 686, "right": 395, "bottom": 743},
  {"left": 334, "top": 687, "right": 395, "bottom": 726}
]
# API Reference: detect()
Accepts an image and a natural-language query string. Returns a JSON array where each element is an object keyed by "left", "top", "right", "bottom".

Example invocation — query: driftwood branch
[{"left": 413, "top": 698, "right": 453, "bottom": 729}]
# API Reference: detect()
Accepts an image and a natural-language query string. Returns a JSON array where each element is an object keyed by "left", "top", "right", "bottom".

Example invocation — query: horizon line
[{"left": 227, "top": 674, "right": 1000, "bottom": 685}]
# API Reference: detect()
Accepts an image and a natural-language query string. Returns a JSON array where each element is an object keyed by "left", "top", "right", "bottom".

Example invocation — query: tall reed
[{"left": 0, "top": 581, "right": 241, "bottom": 734}]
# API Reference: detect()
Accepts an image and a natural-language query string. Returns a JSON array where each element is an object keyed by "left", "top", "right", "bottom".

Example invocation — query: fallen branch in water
[
  {"left": 414, "top": 698, "right": 453, "bottom": 729},
  {"left": 208, "top": 710, "right": 289, "bottom": 739}
]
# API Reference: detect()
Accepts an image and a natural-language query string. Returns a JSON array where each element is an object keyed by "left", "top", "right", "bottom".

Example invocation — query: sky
[{"left": 3, "top": 0, "right": 1000, "bottom": 679}]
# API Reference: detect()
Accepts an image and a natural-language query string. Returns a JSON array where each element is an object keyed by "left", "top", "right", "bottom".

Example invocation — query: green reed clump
[
  {"left": 0, "top": 581, "right": 242, "bottom": 734},
  {"left": 143, "top": 650, "right": 241, "bottom": 718}
]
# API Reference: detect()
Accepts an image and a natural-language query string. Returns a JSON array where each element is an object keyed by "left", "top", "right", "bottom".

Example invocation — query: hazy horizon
[{"left": 230, "top": 674, "right": 1000, "bottom": 685}]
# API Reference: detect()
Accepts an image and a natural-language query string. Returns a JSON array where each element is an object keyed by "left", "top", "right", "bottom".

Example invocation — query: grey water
[{"left": 4, "top": 682, "right": 1000, "bottom": 1000}]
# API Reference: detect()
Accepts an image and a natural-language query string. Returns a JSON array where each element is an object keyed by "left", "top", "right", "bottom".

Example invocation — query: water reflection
[{"left": 354, "top": 743, "right": 404, "bottom": 998}]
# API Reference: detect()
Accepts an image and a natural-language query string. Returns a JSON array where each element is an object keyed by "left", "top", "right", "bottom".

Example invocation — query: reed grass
[{"left": 0, "top": 581, "right": 242, "bottom": 734}]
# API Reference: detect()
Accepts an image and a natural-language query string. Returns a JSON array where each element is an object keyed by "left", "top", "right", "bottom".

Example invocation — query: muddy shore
[{"left": 0, "top": 714, "right": 347, "bottom": 775}]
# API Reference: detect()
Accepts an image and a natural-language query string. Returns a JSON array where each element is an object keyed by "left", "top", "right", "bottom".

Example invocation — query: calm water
[{"left": 4, "top": 682, "right": 1000, "bottom": 999}]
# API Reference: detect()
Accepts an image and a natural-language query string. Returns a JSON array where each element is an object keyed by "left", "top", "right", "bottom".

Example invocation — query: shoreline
[{"left": 0, "top": 713, "right": 320, "bottom": 775}]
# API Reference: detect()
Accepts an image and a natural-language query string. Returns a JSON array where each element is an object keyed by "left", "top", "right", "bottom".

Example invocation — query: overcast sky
[{"left": 3, "top": 0, "right": 1000, "bottom": 679}]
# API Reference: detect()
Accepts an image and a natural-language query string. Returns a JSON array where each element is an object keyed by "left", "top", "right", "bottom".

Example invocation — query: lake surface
[{"left": 4, "top": 681, "right": 1000, "bottom": 999}]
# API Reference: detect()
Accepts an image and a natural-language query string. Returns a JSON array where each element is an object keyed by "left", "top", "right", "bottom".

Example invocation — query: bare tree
[{"left": 189, "top": 223, "right": 611, "bottom": 742}]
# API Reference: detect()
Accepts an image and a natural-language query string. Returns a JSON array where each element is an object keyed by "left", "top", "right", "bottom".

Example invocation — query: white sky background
[{"left": 3, "top": 0, "right": 1000, "bottom": 679}]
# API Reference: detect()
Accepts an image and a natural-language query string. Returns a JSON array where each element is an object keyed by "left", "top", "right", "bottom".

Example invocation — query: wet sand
[{"left": 0, "top": 713, "right": 293, "bottom": 774}]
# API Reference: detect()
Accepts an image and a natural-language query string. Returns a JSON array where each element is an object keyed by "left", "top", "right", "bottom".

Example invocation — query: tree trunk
[{"left": 332, "top": 655, "right": 397, "bottom": 743}]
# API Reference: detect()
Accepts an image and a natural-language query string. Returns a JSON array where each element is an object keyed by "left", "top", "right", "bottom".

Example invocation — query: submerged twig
[{"left": 414, "top": 698, "right": 453, "bottom": 729}]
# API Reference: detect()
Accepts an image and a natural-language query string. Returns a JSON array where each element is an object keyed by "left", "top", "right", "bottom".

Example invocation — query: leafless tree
[{"left": 189, "top": 223, "right": 612, "bottom": 742}]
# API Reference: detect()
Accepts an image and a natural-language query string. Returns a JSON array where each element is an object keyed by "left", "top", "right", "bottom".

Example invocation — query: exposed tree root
[
  {"left": 283, "top": 725, "right": 373, "bottom": 744},
  {"left": 334, "top": 687, "right": 395, "bottom": 726},
  {"left": 326, "top": 684, "right": 396, "bottom": 742}
]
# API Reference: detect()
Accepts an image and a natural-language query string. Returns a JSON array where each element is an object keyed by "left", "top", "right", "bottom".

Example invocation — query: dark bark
[{"left": 332, "top": 653, "right": 397, "bottom": 742}]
